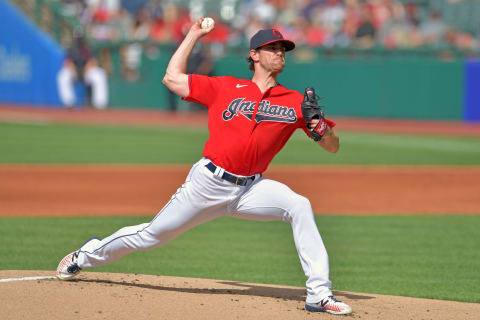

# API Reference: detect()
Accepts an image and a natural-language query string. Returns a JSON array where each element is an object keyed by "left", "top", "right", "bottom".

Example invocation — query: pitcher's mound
[{"left": 0, "top": 270, "right": 478, "bottom": 320}]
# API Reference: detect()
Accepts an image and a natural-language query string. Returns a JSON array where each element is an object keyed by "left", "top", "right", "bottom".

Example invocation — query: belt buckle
[{"left": 235, "top": 176, "right": 242, "bottom": 185}]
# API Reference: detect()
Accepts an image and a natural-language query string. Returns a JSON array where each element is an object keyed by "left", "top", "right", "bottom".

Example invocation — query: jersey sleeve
[
  {"left": 182, "top": 74, "right": 221, "bottom": 108},
  {"left": 302, "top": 118, "right": 336, "bottom": 138}
]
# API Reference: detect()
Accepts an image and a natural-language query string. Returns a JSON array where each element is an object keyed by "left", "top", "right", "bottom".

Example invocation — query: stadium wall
[
  {"left": 215, "top": 55, "right": 464, "bottom": 120},
  {"left": 0, "top": 1, "right": 64, "bottom": 106},
  {"left": 109, "top": 53, "right": 466, "bottom": 121}
]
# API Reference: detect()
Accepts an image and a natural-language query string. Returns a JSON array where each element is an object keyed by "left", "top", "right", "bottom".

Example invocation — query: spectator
[
  {"left": 355, "top": 5, "right": 376, "bottom": 48},
  {"left": 251, "top": 0, "right": 277, "bottom": 26},
  {"left": 68, "top": 36, "right": 92, "bottom": 80},
  {"left": 57, "top": 36, "right": 92, "bottom": 108},
  {"left": 150, "top": 2, "right": 178, "bottom": 43},
  {"left": 343, "top": 0, "right": 363, "bottom": 40},
  {"left": 379, "top": 2, "right": 422, "bottom": 48},
  {"left": 57, "top": 56, "right": 108, "bottom": 109},
  {"left": 320, "top": 0, "right": 346, "bottom": 37},
  {"left": 419, "top": 11, "right": 447, "bottom": 45},
  {"left": 57, "top": 35, "right": 109, "bottom": 109},
  {"left": 84, "top": 57, "right": 109, "bottom": 109},
  {"left": 306, "top": 18, "right": 328, "bottom": 47},
  {"left": 120, "top": 10, "right": 151, "bottom": 81},
  {"left": 171, "top": 6, "right": 192, "bottom": 43},
  {"left": 57, "top": 57, "right": 77, "bottom": 108}
]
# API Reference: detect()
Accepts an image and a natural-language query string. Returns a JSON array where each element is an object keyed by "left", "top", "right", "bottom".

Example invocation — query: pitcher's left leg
[{"left": 231, "top": 178, "right": 332, "bottom": 303}]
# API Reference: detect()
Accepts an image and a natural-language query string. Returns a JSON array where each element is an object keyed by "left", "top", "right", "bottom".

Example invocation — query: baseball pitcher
[{"left": 57, "top": 18, "right": 352, "bottom": 315}]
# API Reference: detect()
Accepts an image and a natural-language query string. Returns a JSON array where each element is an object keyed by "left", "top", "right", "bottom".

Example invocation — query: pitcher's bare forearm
[
  {"left": 162, "top": 18, "right": 213, "bottom": 97},
  {"left": 317, "top": 127, "right": 339, "bottom": 153}
]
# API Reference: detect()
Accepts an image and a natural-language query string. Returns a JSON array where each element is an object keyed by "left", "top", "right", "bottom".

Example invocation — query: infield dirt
[
  {"left": 1, "top": 270, "right": 479, "bottom": 320},
  {"left": 1, "top": 165, "right": 480, "bottom": 216}
]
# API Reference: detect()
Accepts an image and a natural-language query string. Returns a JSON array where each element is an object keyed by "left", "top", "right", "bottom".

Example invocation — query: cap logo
[{"left": 272, "top": 29, "right": 283, "bottom": 39}]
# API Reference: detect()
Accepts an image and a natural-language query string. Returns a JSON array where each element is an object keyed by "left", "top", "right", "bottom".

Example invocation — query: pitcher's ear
[{"left": 250, "top": 49, "right": 259, "bottom": 62}]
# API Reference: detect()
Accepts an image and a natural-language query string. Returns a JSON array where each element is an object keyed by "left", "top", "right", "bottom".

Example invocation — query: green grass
[
  {"left": 1, "top": 122, "right": 480, "bottom": 164},
  {"left": 1, "top": 215, "right": 479, "bottom": 303},
  {"left": 0, "top": 122, "right": 206, "bottom": 164}
]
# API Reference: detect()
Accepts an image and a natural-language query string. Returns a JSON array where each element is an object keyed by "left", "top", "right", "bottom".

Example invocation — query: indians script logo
[{"left": 222, "top": 98, "right": 297, "bottom": 123}]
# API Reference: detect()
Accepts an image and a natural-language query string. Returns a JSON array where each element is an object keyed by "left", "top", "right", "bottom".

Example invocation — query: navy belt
[{"left": 205, "top": 162, "right": 255, "bottom": 186}]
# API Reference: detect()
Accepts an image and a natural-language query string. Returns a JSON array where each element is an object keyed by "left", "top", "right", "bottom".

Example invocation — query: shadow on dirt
[{"left": 75, "top": 278, "right": 374, "bottom": 302}]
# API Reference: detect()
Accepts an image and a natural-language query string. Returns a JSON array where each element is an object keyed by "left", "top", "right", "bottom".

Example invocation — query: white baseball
[{"left": 201, "top": 17, "right": 214, "bottom": 29}]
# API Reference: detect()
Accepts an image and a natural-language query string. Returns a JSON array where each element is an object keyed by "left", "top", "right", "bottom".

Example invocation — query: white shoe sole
[{"left": 56, "top": 252, "right": 80, "bottom": 280}]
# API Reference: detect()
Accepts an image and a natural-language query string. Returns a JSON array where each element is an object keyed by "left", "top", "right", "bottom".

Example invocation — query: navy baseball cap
[{"left": 250, "top": 29, "right": 295, "bottom": 51}]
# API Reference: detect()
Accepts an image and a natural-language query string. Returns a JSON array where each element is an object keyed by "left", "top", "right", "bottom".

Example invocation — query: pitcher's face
[{"left": 256, "top": 42, "right": 286, "bottom": 74}]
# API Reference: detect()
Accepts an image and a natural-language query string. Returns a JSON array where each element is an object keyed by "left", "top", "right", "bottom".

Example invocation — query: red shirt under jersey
[{"left": 184, "top": 74, "right": 335, "bottom": 176}]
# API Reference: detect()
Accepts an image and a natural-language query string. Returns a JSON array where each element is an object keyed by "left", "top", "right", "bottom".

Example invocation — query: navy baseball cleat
[
  {"left": 305, "top": 295, "right": 353, "bottom": 315},
  {"left": 56, "top": 237, "right": 100, "bottom": 280}
]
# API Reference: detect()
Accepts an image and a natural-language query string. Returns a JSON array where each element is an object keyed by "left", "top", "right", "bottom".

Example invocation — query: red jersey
[{"left": 184, "top": 74, "right": 335, "bottom": 176}]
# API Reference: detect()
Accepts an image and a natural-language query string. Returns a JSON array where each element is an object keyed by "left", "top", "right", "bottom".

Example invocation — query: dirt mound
[{"left": 1, "top": 270, "right": 477, "bottom": 320}]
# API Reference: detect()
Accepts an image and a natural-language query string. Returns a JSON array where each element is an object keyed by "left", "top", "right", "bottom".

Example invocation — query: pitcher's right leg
[
  {"left": 57, "top": 159, "right": 232, "bottom": 279},
  {"left": 77, "top": 194, "right": 213, "bottom": 269}
]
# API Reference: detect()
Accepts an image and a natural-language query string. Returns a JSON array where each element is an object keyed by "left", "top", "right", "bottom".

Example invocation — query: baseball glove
[{"left": 301, "top": 87, "right": 327, "bottom": 141}]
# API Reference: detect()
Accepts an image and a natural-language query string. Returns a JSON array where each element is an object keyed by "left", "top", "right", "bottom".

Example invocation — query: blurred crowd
[
  {"left": 59, "top": 0, "right": 479, "bottom": 52},
  {"left": 54, "top": 0, "right": 478, "bottom": 109}
]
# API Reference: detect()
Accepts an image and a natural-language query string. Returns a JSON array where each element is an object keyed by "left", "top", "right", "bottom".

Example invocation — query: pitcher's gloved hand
[{"left": 301, "top": 87, "right": 327, "bottom": 141}]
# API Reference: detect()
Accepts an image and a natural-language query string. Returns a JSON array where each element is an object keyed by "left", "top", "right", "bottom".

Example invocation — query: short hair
[{"left": 245, "top": 55, "right": 254, "bottom": 71}]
